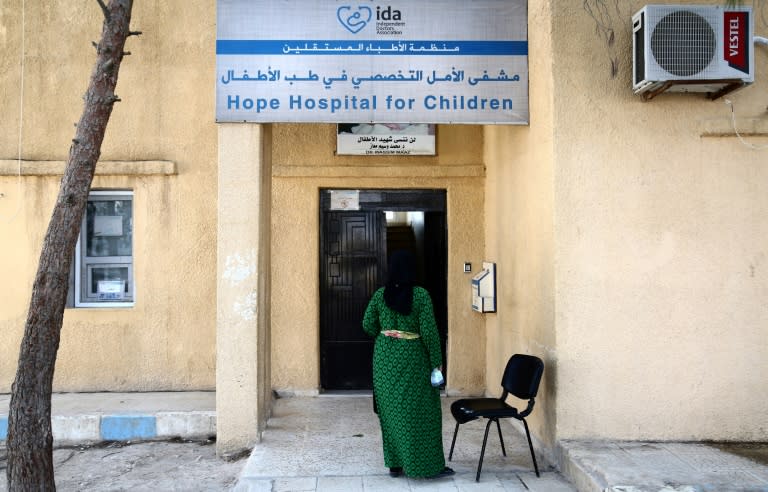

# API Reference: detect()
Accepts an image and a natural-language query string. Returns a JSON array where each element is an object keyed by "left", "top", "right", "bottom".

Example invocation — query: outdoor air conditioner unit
[{"left": 633, "top": 4, "right": 754, "bottom": 100}]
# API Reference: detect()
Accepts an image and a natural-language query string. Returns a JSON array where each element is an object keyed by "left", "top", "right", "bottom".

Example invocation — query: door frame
[{"left": 319, "top": 188, "right": 448, "bottom": 390}]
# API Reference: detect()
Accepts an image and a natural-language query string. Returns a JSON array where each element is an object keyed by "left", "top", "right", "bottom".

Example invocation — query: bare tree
[{"left": 6, "top": 1, "right": 138, "bottom": 489}]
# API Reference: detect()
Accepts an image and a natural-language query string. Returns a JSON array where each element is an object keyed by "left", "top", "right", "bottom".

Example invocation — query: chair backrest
[{"left": 501, "top": 354, "right": 544, "bottom": 400}]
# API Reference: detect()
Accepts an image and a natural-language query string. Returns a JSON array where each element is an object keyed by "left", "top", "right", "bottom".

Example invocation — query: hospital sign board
[{"left": 216, "top": 0, "right": 529, "bottom": 124}]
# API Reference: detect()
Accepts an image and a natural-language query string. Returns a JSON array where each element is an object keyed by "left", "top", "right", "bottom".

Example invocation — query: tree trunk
[{"left": 6, "top": 1, "right": 135, "bottom": 490}]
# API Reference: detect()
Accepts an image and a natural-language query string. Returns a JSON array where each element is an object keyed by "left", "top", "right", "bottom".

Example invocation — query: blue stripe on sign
[
  {"left": 100, "top": 415, "right": 157, "bottom": 440},
  {"left": 0, "top": 416, "right": 7, "bottom": 440},
  {"left": 216, "top": 40, "right": 527, "bottom": 56}
]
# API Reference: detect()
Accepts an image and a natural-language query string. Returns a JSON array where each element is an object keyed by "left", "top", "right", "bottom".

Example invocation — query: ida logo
[
  {"left": 375, "top": 5, "right": 405, "bottom": 35},
  {"left": 724, "top": 11, "right": 750, "bottom": 74},
  {"left": 337, "top": 6, "right": 372, "bottom": 34},
  {"left": 337, "top": 5, "right": 404, "bottom": 34},
  {"left": 376, "top": 6, "right": 402, "bottom": 20}
]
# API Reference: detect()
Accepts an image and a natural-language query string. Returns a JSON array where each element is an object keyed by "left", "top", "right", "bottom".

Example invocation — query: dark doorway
[{"left": 320, "top": 189, "right": 447, "bottom": 390}]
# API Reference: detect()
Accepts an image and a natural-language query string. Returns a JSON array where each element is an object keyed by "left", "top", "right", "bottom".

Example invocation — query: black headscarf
[{"left": 384, "top": 249, "right": 416, "bottom": 315}]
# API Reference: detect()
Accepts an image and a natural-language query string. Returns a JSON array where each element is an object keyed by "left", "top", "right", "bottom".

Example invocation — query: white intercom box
[{"left": 471, "top": 262, "right": 496, "bottom": 313}]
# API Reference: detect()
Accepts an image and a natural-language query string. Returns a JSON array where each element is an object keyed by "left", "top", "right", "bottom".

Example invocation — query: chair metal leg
[
  {"left": 495, "top": 418, "right": 507, "bottom": 457},
  {"left": 476, "top": 418, "right": 494, "bottom": 482},
  {"left": 522, "top": 418, "right": 540, "bottom": 477},
  {"left": 448, "top": 422, "right": 460, "bottom": 461}
]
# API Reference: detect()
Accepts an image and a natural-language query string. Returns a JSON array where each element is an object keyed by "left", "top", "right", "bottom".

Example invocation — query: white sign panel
[
  {"left": 94, "top": 216, "right": 123, "bottom": 237},
  {"left": 337, "top": 123, "right": 435, "bottom": 155},
  {"left": 216, "top": 0, "right": 528, "bottom": 124},
  {"left": 97, "top": 280, "right": 125, "bottom": 300}
]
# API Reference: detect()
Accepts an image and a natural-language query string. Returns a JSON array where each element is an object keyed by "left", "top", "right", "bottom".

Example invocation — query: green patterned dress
[{"left": 362, "top": 286, "right": 445, "bottom": 478}]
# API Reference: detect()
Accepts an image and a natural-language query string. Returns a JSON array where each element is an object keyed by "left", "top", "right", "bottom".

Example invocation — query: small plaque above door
[{"left": 329, "top": 190, "right": 360, "bottom": 211}]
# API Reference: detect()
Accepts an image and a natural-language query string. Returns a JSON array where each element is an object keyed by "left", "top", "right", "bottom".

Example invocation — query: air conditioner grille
[{"left": 650, "top": 10, "right": 716, "bottom": 76}]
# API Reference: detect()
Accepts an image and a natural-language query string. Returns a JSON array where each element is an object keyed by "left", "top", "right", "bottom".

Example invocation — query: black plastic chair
[{"left": 448, "top": 354, "right": 544, "bottom": 482}]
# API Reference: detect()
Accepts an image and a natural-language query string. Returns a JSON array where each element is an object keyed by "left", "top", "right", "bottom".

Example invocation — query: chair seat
[{"left": 450, "top": 398, "right": 520, "bottom": 423}]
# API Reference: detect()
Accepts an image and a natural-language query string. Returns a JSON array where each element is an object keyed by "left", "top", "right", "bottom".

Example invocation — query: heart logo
[{"left": 337, "top": 6, "right": 372, "bottom": 34}]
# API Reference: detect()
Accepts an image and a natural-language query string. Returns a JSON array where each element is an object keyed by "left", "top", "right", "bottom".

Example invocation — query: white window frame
[{"left": 74, "top": 190, "right": 135, "bottom": 308}]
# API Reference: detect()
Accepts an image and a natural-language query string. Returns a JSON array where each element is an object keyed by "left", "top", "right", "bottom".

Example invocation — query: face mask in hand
[{"left": 430, "top": 368, "right": 444, "bottom": 387}]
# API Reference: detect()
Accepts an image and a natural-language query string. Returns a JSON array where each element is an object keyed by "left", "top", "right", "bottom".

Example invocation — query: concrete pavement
[
  {"left": 2, "top": 392, "right": 768, "bottom": 491},
  {"left": 558, "top": 440, "right": 768, "bottom": 492},
  {"left": 233, "top": 394, "right": 575, "bottom": 491}
]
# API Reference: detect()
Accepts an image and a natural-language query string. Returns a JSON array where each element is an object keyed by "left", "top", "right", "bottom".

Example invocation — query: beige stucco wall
[
  {"left": 4, "top": 0, "right": 766, "bottom": 450},
  {"left": 552, "top": 0, "right": 768, "bottom": 441},
  {"left": 0, "top": 2, "right": 489, "bottom": 401},
  {"left": 484, "top": 0, "right": 768, "bottom": 443},
  {"left": 0, "top": 1, "right": 218, "bottom": 391},
  {"left": 483, "top": 0, "right": 557, "bottom": 448},
  {"left": 216, "top": 123, "right": 272, "bottom": 455},
  {"left": 270, "top": 124, "right": 487, "bottom": 396}
]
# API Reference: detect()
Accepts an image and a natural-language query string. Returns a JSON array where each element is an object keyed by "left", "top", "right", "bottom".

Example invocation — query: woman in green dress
[{"left": 362, "top": 250, "right": 454, "bottom": 479}]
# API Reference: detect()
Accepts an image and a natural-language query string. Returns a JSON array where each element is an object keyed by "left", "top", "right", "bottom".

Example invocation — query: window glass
[
  {"left": 74, "top": 191, "right": 134, "bottom": 307},
  {"left": 88, "top": 266, "right": 131, "bottom": 300},
  {"left": 86, "top": 199, "right": 133, "bottom": 257}
]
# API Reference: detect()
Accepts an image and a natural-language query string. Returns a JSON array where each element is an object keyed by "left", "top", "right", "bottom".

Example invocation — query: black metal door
[{"left": 320, "top": 211, "right": 385, "bottom": 390}]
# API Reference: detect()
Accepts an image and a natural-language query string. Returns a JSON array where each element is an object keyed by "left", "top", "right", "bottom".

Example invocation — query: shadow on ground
[{"left": 712, "top": 442, "right": 768, "bottom": 467}]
